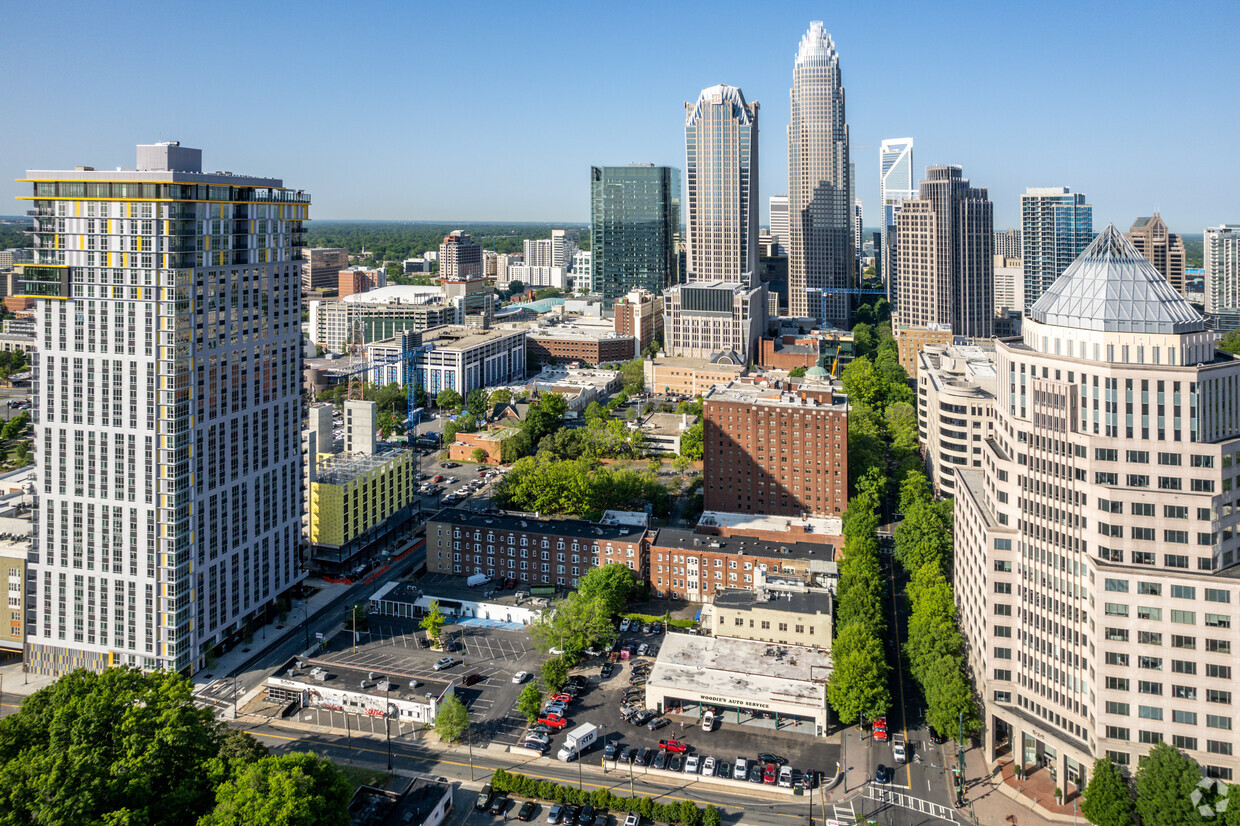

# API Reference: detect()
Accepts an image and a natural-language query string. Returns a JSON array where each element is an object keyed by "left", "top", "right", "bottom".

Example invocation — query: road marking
[{"left": 864, "top": 785, "right": 957, "bottom": 822}]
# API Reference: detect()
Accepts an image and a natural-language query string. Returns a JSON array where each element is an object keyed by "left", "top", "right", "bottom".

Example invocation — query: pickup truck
[{"left": 892, "top": 732, "right": 907, "bottom": 764}]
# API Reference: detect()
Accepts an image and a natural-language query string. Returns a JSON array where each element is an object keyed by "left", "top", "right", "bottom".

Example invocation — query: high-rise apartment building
[
  {"left": 954, "top": 226, "right": 1240, "bottom": 792},
  {"left": 523, "top": 238, "right": 553, "bottom": 268},
  {"left": 702, "top": 380, "right": 848, "bottom": 517},
  {"left": 571, "top": 250, "right": 593, "bottom": 293},
  {"left": 439, "top": 230, "right": 482, "bottom": 280},
  {"left": 895, "top": 166, "right": 994, "bottom": 338},
  {"left": 684, "top": 85, "right": 759, "bottom": 286},
  {"left": 1127, "top": 213, "right": 1186, "bottom": 296},
  {"left": 552, "top": 229, "right": 580, "bottom": 269},
  {"left": 614, "top": 288, "right": 663, "bottom": 357},
  {"left": 19, "top": 142, "right": 307, "bottom": 676},
  {"left": 993, "top": 229, "right": 1023, "bottom": 259},
  {"left": 853, "top": 198, "right": 864, "bottom": 264},
  {"left": 1205, "top": 224, "right": 1240, "bottom": 330},
  {"left": 1021, "top": 187, "right": 1092, "bottom": 312},
  {"left": 880, "top": 138, "right": 915, "bottom": 304},
  {"left": 589, "top": 164, "right": 680, "bottom": 304},
  {"left": 769, "top": 195, "right": 789, "bottom": 257},
  {"left": 787, "top": 22, "right": 851, "bottom": 325},
  {"left": 302, "top": 247, "right": 349, "bottom": 292},
  {"left": 337, "top": 266, "right": 384, "bottom": 298}
]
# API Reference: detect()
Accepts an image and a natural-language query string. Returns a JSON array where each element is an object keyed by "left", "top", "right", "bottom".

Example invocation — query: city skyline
[{"left": 3, "top": 1, "right": 1236, "bottom": 232}]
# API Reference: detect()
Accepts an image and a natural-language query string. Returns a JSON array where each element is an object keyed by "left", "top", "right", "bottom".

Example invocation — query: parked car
[
  {"left": 463, "top": 673, "right": 485, "bottom": 686},
  {"left": 734, "top": 757, "right": 748, "bottom": 779},
  {"left": 758, "top": 752, "right": 787, "bottom": 765},
  {"left": 547, "top": 803, "right": 565, "bottom": 824},
  {"left": 652, "top": 751, "right": 668, "bottom": 770},
  {"left": 433, "top": 656, "right": 456, "bottom": 671},
  {"left": 636, "top": 643, "right": 649, "bottom": 657},
  {"left": 618, "top": 746, "right": 635, "bottom": 763},
  {"left": 668, "top": 754, "right": 683, "bottom": 772},
  {"left": 562, "top": 805, "right": 580, "bottom": 825},
  {"left": 517, "top": 800, "right": 537, "bottom": 821},
  {"left": 488, "top": 794, "right": 509, "bottom": 815},
  {"left": 764, "top": 763, "right": 777, "bottom": 785},
  {"left": 716, "top": 760, "right": 732, "bottom": 780},
  {"left": 652, "top": 623, "right": 663, "bottom": 634},
  {"left": 513, "top": 671, "right": 530, "bottom": 683},
  {"left": 778, "top": 765, "right": 794, "bottom": 787},
  {"left": 623, "top": 814, "right": 641, "bottom": 826},
  {"left": 631, "top": 710, "right": 655, "bottom": 726},
  {"left": 530, "top": 723, "right": 553, "bottom": 735},
  {"left": 634, "top": 747, "right": 651, "bottom": 765},
  {"left": 604, "top": 741, "right": 619, "bottom": 760},
  {"left": 566, "top": 675, "right": 589, "bottom": 688},
  {"left": 658, "top": 738, "right": 688, "bottom": 753},
  {"left": 538, "top": 714, "right": 569, "bottom": 728},
  {"left": 600, "top": 662, "right": 615, "bottom": 678},
  {"left": 475, "top": 783, "right": 494, "bottom": 811},
  {"left": 701, "top": 756, "right": 716, "bottom": 776},
  {"left": 524, "top": 732, "right": 551, "bottom": 746},
  {"left": 647, "top": 717, "right": 670, "bottom": 731},
  {"left": 873, "top": 716, "right": 889, "bottom": 742},
  {"left": 577, "top": 805, "right": 596, "bottom": 826},
  {"left": 619, "top": 619, "right": 632, "bottom": 632},
  {"left": 641, "top": 623, "right": 652, "bottom": 633},
  {"left": 684, "top": 755, "right": 700, "bottom": 774}
]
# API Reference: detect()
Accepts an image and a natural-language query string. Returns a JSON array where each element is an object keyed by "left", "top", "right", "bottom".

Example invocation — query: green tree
[
  {"left": 436, "top": 388, "right": 463, "bottom": 411},
  {"left": 467, "top": 388, "right": 489, "bottom": 417},
  {"left": 200, "top": 753, "right": 350, "bottom": 826},
  {"left": 376, "top": 408, "right": 400, "bottom": 440},
  {"left": 854, "top": 466, "right": 886, "bottom": 503},
  {"left": 922, "top": 655, "right": 979, "bottom": 736},
  {"left": 516, "top": 681, "right": 544, "bottom": 724},
  {"left": 894, "top": 500, "right": 953, "bottom": 575},
  {"left": 884, "top": 401, "right": 918, "bottom": 453},
  {"left": 788, "top": 366, "right": 807, "bottom": 378},
  {"left": 12, "top": 441, "right": 30, "bottom": 467},
  {"left": 540, "top": 655, "right": 571, "bottom": 693},
  {"left": 1080, "top": 758, "right": 1135, "bottom": 826},
  {"left": 471, "top": 447, "right": 489, "bottom": 463},
  {"left": 433, "top": 693, "right": 470, "bottom": 743},
  {"left": 1134, "top": 741, "right": 1205, "bottom": 826},
  {"left": 583, "top": 400, "right": 606, "bottom": 424},
  {"left": 841, "top": 356, "right": 883, "bottom": 408},
  {"left": 488, "top": 387, "right": 513, "bottom": 408},
  {"left": 826, "top": 624, "right": 890, "bottom": 722},
  {"left": 619, "top": 359, "right": 646, "bottom": 395},
  {"left": 703, "top": 804, "right": 722, "bottom": 826},
  {"left": 1, "top": 412, "right": 29, "bottom": 441},
  {"left": 530, "top": 593, "right": 614, "bottom": 658},
  {"left": 898, "top": 469, "right": 933, "bottom": 514},
  {"left": 385, "top": 262, "right": 403, "bottom": 279},
  {"left": 215, "top": 729, "right": 269, "bottom": 768},
  {"left": 506, "top": 279, "right": 525, "bottom": 297},
  {"left": 0, "top": 668, "right": 223, "bottom": 826},
  {"left": 577, "top": 563, "right": 637, "bottom": 617},
  {"left": 679, "top": 421, "right": 704, "bottom": 461},
  {"left": 1224, "top": 783, "right": 1240, "bottom": 826},
  {"left": 851, "top": 323, "right": 876, "bottom": 358},
  {"left": 420, "top": 600, "right": 445, "bottom": 644},
  {"left": 1220, "top": 329, "right": 1240, "bottom": 355},
  {"left": 672, "top": 454, "right": 691, "bottom": 472}
]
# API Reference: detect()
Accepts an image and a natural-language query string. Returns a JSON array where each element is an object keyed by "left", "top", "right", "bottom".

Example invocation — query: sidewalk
[{"left": 961, "top": 745, "right": 1079, "bottom": 826}]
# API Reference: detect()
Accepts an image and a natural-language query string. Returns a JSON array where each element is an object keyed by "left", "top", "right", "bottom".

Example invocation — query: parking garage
[{"left": 643, "top": 632, "right": 833, "bottom": 737}]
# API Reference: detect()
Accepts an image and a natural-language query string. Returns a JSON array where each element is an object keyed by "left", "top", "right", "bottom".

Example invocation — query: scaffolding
[{"left": 315, "top": 449, "right": 405, "bottom": 487}]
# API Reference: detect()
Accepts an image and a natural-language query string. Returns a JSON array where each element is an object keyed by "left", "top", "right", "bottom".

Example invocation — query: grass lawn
[{"left": 336, "top": 764, "right": 394, "bottom": 792}]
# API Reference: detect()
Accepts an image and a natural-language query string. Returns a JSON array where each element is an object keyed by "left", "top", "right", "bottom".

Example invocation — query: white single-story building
[
  {"left": 369, "top": 580, "right": 545, "bottom": 626},
  {"left": 644, "top": 632, "right": 833, "bottom": 737},
  {"left": 265, "top": 659, "right": 452, "bottom": 725}
]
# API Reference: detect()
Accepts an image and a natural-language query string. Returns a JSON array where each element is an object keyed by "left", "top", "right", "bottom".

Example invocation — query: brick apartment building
[
  {"left": 614, "top": 289, "right": 663, "bottom": 357},
  {"left": 425, "top": 508, "right": 648, "bottom": 588},
  {"left": 338, "top": 267, "right": 384, "bottom": 298},
  {"left": 703, "top": 381, "right": 848, "bottom": 517},
  {"left": 526, "top": 329, "right": 637, "bottom": 367},
  {"left": 648, "top": 526, "right": 836, "bottom": 602}
]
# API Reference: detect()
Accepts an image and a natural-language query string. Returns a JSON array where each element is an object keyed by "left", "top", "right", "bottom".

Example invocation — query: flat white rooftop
[
  {"left": 647, "top": 633, "right": 832, "bottom": 709},
  {"left": 697, "top": 510, "right": 841, "bottom": 538}
]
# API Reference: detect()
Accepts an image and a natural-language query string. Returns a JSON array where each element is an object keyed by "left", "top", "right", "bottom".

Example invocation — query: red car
[
  {"left": 431, "top": 475, "right": 444, "bottom": 483},
  {"left": 658, "top": 739, "right": 687, "bottom": 753},
  {"left": 873, "top": 717, "right": 889, "bottom": 742},
  {"left": 550, "top": 693, "right": 574, "bottom": 705},
  {"left": 764, "top": 762, "right": 777, "bottom": 784},
  {"left": 539, "top": 714, "right": 569, "bottom": 729}
]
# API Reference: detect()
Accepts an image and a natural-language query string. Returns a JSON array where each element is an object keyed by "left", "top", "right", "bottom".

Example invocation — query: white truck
[
  {"left": 466, "top": 573, "right": 488, "bottom": 587},
  {"left": 892, "top": 732, "right": 907, "bottom": 764},
  {"left": 557, "top": 722, "right": 599, "bottom": 762}
]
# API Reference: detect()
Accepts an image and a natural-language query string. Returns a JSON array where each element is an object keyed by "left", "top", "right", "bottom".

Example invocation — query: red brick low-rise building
[
  {"left": 755, "top": 336, "right": 820, "bottom": 371},
  {"left": 526, "top": 327, "right": 636, "bottom": 366},
  {"left": 425, "top": 508, "right": 648, "bottom": 588}
]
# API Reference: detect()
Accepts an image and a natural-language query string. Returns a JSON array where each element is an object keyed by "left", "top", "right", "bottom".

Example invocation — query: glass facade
[
  {"left": 1021, "top": 188, "right": 1093, "bottom": 312},
  {"left": 590, "top": 165, "right": 680, "bottom": 305}
]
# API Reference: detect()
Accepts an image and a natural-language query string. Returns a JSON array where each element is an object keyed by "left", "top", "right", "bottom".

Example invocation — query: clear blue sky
[{"left": 5, "top": 0, "right": 1236, "bottom": 232}]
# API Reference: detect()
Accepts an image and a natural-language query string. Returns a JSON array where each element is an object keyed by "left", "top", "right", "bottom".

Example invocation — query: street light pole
[
  {"left": 468, "top": 724, "right": 475, "bottom": 781},
  {"left": 385, "top": 685, "right": 393, "bottom": 771}
]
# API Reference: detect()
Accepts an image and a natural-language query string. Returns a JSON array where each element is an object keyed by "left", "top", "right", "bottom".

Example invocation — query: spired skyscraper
[
  {"left": 880, "top": 137, "right": 915, "bottom": 306},
  {"left": 683, "top": 84, "right": 759, "bottom": 285},
  {"left": 787, "top": 21, "right": 852, "bottom": 326},
  {"left": 19, "top": 143, "right": 308, "bottom": 676},
  {"left": 590, "top": 164, "right": 680, "bottom": 304}
]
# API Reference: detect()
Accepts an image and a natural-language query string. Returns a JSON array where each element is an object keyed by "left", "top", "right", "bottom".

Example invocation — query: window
[
  {"left": 1140, "top": 707, "right": 1165, "bottom": 721},
  {"left": 1132, "top": 527, "right": 1155, "bottom": 541},
  {"left": 1131, "top": 502, "right": 1155, "bottom": 517},
  {"left": 994, "top": 604, "right": 1012, "bottom": 616},
  {"left": 1104, "top": 578, "right": 1129, "bottom": 593},
  {"left": 1208, "top": 690, "right": 1232, "bottom": 704},
  {"left": 1105, "top": 701, "right": 1130, "bottom": 716},
  {"left": 1105, "top": 627, "right": 1129, "bottom": 642},
  {"left": 1208, "top": 715, "right": 1233, "bottom": 731},
  {"left": 1172, "top": 610, "right": 1196, "bottom": 624},
  {"left": 1207, "top": 639, "right": 1231, "bottom": 654},
  {"left": 1128, "top": 474, "right": 1150, "bottom": 488},
  {"left": 1096, "top": 448, "right": 1119, "bottom": 461},
  {"left": 1159, "top": 476, "right": 1183, "bottom": 491},
  {"left": 1207, "top": 664, "right": 1232, "bottom": 680},
  {"left": 1139, "top": 582, "right": 1162, "bottom": 596},
  {"left": 1105, "top": 603, "right": 1129, "bottom": 617},
  {"left": 994, "top": 669, "right": 1011, "bottom": 682},
  {"left": 1192, "top": 479, "right": 1216, "bottom": 492},
  {"left": 994, "top": 691, "right": 1012, "bottom": 703},
  {"left": 1165, "top": 505, "right": 1189, "bottom": 519},
  {"left": 1172, "top": 660, "right": 1197, "bottom": 675},
  {"left": 1127, "top": 450, "right": 1149, "bottom": 463},
  {"left": 1206, "top": 614, "right": 1231, "bottom": 629},
  {"left": 1106, "top": 677, "right": 1130, "bottom": 690},
  {"left": 1106, "top": 726, "right": 1130, "bottom": 740},
  {"left": 1106, "top": 652, "right": 1129, "bottom": 666},
  {"left": 1172, "top": 585, "right": 1196, "bottom": 599},
  {"left": 995, "top": 625, "right": 1012, "bottom": 637},
  {"left": 1193, "top": 455, "right": 1216, "bottom": 468},
  {"left": 1172, "top": 635, "right": 1196, "bottom": 649},
  {"left": 1138, "top": 631, "right": 1163, "bottom": 646},
  {"left": 994, "top": 582, "right": 1012, "bottom": 594},
  {"left": 1139, "top": 731, "right": 1163, "bottom": 745},
  {"left": 1139, "top": 681, "right": 1163, "bottom": 695},
  {"left": 1174, "top": 685, "right": 1198, "bottom": 700},
  {"left": 1139, "top": 656, "right": 1163, "bottom": 670},
  {"left": 1173, "top": 735, "right": 1198, "bottom": 751},
  {"left": 1107, "top": 751, "right": 1131, "bottom": 766},
  {"left": 1208, "top": 741, "right": 1233, "bottom": 756},
  {"left": 1159, "top": 452, "right": 1182, "bottom": 466},
  {"left": 994, "top": 647, "right": 1011, "bottom": 659}
]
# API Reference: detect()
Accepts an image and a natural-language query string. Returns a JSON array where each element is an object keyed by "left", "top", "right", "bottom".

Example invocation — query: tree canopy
[
  {"left": 433, "top": 693, "right": 470, "bottom": 743},
  {"left": 493, "top": 455, "right": 671, "bottom": 519},
  {"left": 576, "top": 563, "right": 637, "bottom": 617},
  {"left": 0, "top": 668, "right": 348, "bottom": 826},
  {"left": 201, "top": 753, "right": 351, "bottom": 826},
  {"left": 1080, "top": 758, "right": 1136, "bottom": 826}
]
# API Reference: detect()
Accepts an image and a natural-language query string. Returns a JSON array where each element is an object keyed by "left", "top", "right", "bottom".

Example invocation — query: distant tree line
[{"left": 304, "top": 221, "right": 589, "bottom": 261}]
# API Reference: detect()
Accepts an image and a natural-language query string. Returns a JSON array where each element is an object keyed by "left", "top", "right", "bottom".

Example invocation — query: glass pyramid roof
[{"left": 1028, "top": 224, "right": 1205, "bottom": 334}]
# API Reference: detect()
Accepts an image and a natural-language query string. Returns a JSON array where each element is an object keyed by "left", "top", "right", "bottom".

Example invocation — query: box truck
[{"left": 557, "top": 723, "right": 599, "bottom": 761}]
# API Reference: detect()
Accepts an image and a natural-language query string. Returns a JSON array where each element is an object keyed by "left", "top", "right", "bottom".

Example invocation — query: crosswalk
[{"left": 863, "top": 785, "right": 958, "bottom": 822}]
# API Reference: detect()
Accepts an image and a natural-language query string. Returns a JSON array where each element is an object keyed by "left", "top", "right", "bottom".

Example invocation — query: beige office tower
[
  {"left": 954, "top": 226, "right": 1240, "bottom": 792},
  {"left": 19, "top": 142, "right": 307, "bottom": 676},
  {"left": 787, "top": 21, "right": 851, "bottom": 326},
  {"left": 684, "top": 84, "right": 759, "bottom": 286},
  {"left": 1127, "top": 213, "right": 1186, "bottom": 297},
  {"left": 895, "top": 166, "right": 993, "bottom": 338}
]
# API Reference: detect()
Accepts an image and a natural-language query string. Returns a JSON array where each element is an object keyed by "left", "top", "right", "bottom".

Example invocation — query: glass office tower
[{"left": 590, "top": 164, "right": 680, "bottom": 305}]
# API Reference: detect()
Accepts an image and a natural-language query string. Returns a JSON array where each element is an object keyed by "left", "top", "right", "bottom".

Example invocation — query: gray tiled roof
[{"left": 1029, "top": 224, "right": 1205, "bottom": 334}]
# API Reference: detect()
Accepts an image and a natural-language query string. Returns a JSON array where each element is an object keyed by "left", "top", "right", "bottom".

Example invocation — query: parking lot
[
  {"left": 314, "top": 612, "right": 544, "bottom": 746},
  {"left": 512, "top": 624, "right": 839, "bottom": 789}
]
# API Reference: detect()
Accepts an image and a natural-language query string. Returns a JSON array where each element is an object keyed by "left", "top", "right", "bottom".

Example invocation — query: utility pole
[{"left": 385, "top": 685, "right": 393, "bottom": 771}]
